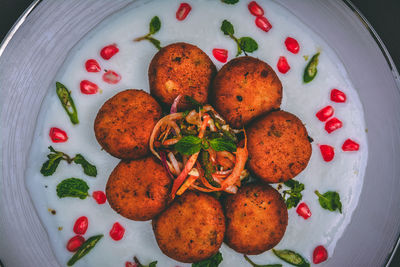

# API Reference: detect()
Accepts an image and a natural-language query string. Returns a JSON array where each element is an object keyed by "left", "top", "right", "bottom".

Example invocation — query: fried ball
[
  {"left": 152, "top": 191, "right": 225, "bottom": 263},
  {"left": 224, "top": 183, "right": 288, "bottom": 255},
  {"left": 148, "top": 42, "right": 217, "bottom": 108},
  {"left": 94, "top": 89, "right": 162, "bottom": 159},
  {"left": 106, "top": 156, "right": 171, "bottom": 221},
  {"left": 210, "top": 56, "right": 282, "bottom": 128},
  {"left": 247, "top": 110, "right": 312, "bottom": 183}
]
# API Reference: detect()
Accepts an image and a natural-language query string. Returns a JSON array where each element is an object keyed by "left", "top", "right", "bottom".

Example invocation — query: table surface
[{"left": 0, "top": 0, "right": 399, "bottom": 266}]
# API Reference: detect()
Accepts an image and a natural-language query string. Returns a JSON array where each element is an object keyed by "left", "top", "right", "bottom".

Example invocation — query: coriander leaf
[
  {"left": 244, "top": 255, "right": 282, "bottom": 267},
  {"left": 272, "top": 249, "right": 310, "bottom": 267},
  {"left": 73, "top": 154, "right": 97, "bottom": 177},
  {"left": 239, "top": 37, "right": 258, "bottom": 53},
  {"left": 149, "top": 16, "right": 161, "bottom": 34},
  {"left": 192, "top": 251, "right": 223, "bottom": 267},
  {"left": 67, "top": 234, "right": 103, "bottom": 266},
  {"left": 147, "top": 37, "right": 161, "bottom": 50},
  {"left": 283, "top": 179, "right": 304, "bottom": 209},
  {"left": 56, "top": 178, "right": 89, "bottom": 199},
  {"left": 209, "top": 138, "right": 237, "bottom": 152},
  {"left": 175, "top": 135, "right": 202, "bottom": 155},
  {"left": 221, "top": 0, "right": 239, "bottom": 4},
  {"left": 221, "top": 19, "right": 234, "bottom": 36},
  {"left": 315, "top": 190, "right": 342, "bottom": 213},
  {"left": 40, "top": 154, "right": 63, "bottom": 176}
]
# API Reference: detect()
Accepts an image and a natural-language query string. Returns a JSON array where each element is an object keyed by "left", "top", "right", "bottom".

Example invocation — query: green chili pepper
[
  {"left": 272, "top": 249, "right": 310, "bottom": 267},
  {"left": 67, "top": 234, "right": 103, "bottom": 266},
  {"left": 56, "top": 82, "right": 79, "bottom": 124},
  {"left": 303, "top": 52, "right": 320, "bottom": 83},
  {"left": 200, "top": 150, "right": 220, "bottom": 188}
]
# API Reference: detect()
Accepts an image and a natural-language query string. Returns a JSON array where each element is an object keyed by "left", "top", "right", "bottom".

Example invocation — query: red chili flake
[
  {"left": 73, "top": 216, "right": 89, "bottom": 235},
  {"left": 330, "top": 89, "right": 347, "bottom": 103},
  {"left": 325, "top": 117, "right": 343, "bottom": 134},
  {"left": 248, "top": 1, "right": 264, "bottom": 16},
  {"left": 176, "top": 3, "right": 192, "bottom": 21},
  {"left": 125, "top": 262, "right": 137, "bottom": 267},
  {"left": 100, "top": 44, "right": 119, "bottom": 60},
  {"left": 212, "top": 48, "right": 228, "bottom": 63},
  {"left": 49, "top": 127, "right": 68, "bottom": 143},
  {"left": 92, "top": 191, "right": 107, "bottom": 204},
  {"left": 80, "top": 80, "right": 99, "bottom": 95},
  {"left": 342, "top": 139, "right": 360, "bottom": 151},
  {"left": 284, "top": 37, "right": 300, "bottom": 54},
  {"left": 296, "top": 202, "right": 312, "bottom": 219},
  {"left": 103, "top": 70, "right": 121, "bottom": 84},
  {"left": 110, "top": 222, "right": 125, "bottom": 241},
  {"left": 85, "top": 59, "right": 101, "bottom": 72},
  {"left": 316, "top": 106, "right": 334, "bottom": 122},
  {"left": 313, "top": 245, "right": 328, "bottom": 264},
  {"left": 66, "top": 235, "right": 85, "bottom": 252},
  {"left": 277, "top": 56, "right": 290, "bottom": 74},
  {"left": 255, "top": 16, "right": 272, "bottom": 32},
  {"left": 319, "top": 145, "right": 335, "bottom": 162}
]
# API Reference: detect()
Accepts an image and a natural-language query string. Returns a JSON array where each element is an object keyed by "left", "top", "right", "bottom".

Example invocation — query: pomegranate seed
[
  {"left": 110, "top": 222, "right": 125, "bottom": 241},
  {"left": 80, "top": 80, "right": 99, "bottom": 95},
  {"left": 325, "top": 117, "right": 343, "bottom": 134},
  {"left": 85, "top": 59, "right": 101, "bottom": 72},
  {"left": 176, "top": 3, "right": 192, "bottom": 21},
  {"left": 255, "top": 16, "right": 272, "bottom": 32},
  {"left": 49, "top": 127, "right": 68, "bottom": 143},
  {"left": 342, "top": 139, "right": 360, "bottom": 151},
  {"left": 103, "top": 70, "right": 121, "bottom": 84},
  {"left": 285, "top": 37, "right": 300, "bottom": 54},
  {"left": 296, "top": 202, "right": 312, "bottom": 219},
  {"left": 100, "top": 44, "right": 119, "bottom": 60},
  {"left": 73, "top": 216, "right": 88, "bottom": 235},
  {"left": 313, "top": 245, "right": 328, "bottom": 264},
  {"left": 92, "top": 191, "right": 107, "bottom": 204},
  {"left": 212, "top": 48, "right": 228, "bottom": 63},
  {"left": 319, "top": 145, "right": 334, "bottom": 162},
  {"left": 125, "top": 262, "right": 137, "bottom": 267},
  {"left": 277, "top": 56, "right": 290, "bottom": 74},
  {"left": 316, "top": 106, "right": 334, "bottom": 122},
  {"left": 66, "top": 235, "right": 85, "bottom": 252},
  {"left": 330, "top": 89, "right": 347, "bottom": 103},
  {"left": 248, "top": 1, "right": 264, "bottom": 16}
]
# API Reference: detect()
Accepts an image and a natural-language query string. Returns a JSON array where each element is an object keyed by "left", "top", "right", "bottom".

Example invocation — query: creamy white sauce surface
[{"left": 25, "top": 0, "right": 368, "bottom": 266}]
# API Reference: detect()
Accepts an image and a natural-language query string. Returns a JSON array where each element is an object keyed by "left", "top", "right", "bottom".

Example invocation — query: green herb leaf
[
  {"left": 175, "top": 135, "right": 202, "bottom": 155},
  {"left": 315, "top": 190, "right": 342, "bottom": 213},
  {"left": 209, "top": 138, "right": 237, "bottom": 152},
  {"left": 192, "top": 251, "right": 223, "bottom": 267},
  {"left": 221, "top": 0, "right": 239, "bottom": 4},
  {"left": 283, "top": 179, "right": 304, "bottom": 209},
  {"left": 56, "top": 82, "right": 79, "bottom": 125},
  {"left": 67, "top": 234, "right": 103, "bottom": 266},
  {"left": 56, "top": 178, "right": 89, "bottom": 199},
  {"left": 40, "top": 152, "right": 64, "bottom": 176},
  {"left": 73, "top": 154, "right": 97, "bottom": 177},
  {"left": 149, "top": 16, "right": 161, "bottom": 34},
  {"left": 221, "top": 19, "right": 234, "bottom": 36},
  {"left": 244, "top": 254, "right": 282, "bottom": 267},
  {"left": 184, "top": 95, "right": 203, "bottom": 109},
  {"left": 272, "top": 249, "right": 310, "bottom": 267},
  {"left": 239, "top": 37, "right": 258, "bottom": 53},
  {"left": 148, "top": 262, "right": 158, "bottom": 267},
  {"left": 133, "top": 257, "right": 157, "bottom": 267},
  {"left": 303, "top": 52, "right": 320, "bottom": 83},
  {"left": 147, "top": 37, "right": 161, "bottom": 50}
]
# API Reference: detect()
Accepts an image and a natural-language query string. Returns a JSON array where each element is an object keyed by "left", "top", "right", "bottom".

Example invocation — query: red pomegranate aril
[
  {"left": 248, "top": 1, "right": 264, "bottom": 16},
  {"left": 212, "top": 48, "right": 228, "bottom": 63},
  {"left": 255, "top": 16, "right": 272, "bottom": 32},
  {"left": 330, "top": 89, "right": 347, "bottom": 103},
  {"left": 316, "top": 106, "right": 334, "bottom": 122},
  {"left": 100, "top": 44, "right": 119, "bottom": 60},
  {"left": 49, "top": 127, "right": 68, "bottom": 143},
  {"left": 319, "top": 145, "right": 334, "bottom": 162},
  {"left": 285, "top": 37, "right": 300, "bottom": 54},
  {"left": 73, "top": 216, "right": 89, "bottom": 235},
  {"left": 313, "top": 245, "right": 328, "bottom": 264},
  {"left": 92, "top": 191, "right": 107, "bottom": 204},
  {"left": 325, "top": 117, "right": 343, "bottom": 134},
  {"left": 85, "top": 59, "right": 101, "bottom": 72},
  {"left": 125, "top": 262, "right": 137, "bottom": 267},
  {"left": 110, "top": 222, "right": 125, "bottom": 241},
  {"left": 66, "top": 235, "right": 85, "bottom": 252},
  {"left": 342, "top": 139, "right": 360, "bottom": 151},
  {"left": 176, "top": 3, "right": 192, "bottom": 21},
  {"left": 296, "top": 202, "right": 312, "bottom": 219},
  {"left": 277, "top": 56, "right": 290, "bottom": 74},
  {"left": 80, "top": 80, "right": 99, "bottom": 95},
  {"left": 103, "top": 70, "right": 121, "bottom": 84}
]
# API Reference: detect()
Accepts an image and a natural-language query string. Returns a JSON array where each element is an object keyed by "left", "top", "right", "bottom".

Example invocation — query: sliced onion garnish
[
  {"left": 168, "top": 152, "right": 181, "bottom": 174},
  {"left": 160, "top": 151, "right": 174, "bottom": 179},
  {"left": 224, "top": 185, "right": 238, "bottom": 194},
  {"left": 170, "top": 94, "right": 183, "bottom": 114},
  {"left": 215, "top": 169, "right": 233, "bottom": 175}
]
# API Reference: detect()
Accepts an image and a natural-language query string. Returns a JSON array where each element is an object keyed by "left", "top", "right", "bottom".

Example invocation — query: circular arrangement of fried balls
[
  {"left": 106, "top": 156, "right": 171, "bottom": 221},
  {"left": 94, "top": 89, "right": 162, "bottom": 159},
  {"left": 224, "top": 183, "right": 288, "bottom": 255},
  {"left": 148, "top": 42, "right": 217, "bottom": 108},
  {"left": 211, "top": 56, "right": 282, "bottom": 129},
  {"left": 152, "top": 191, "right": 225, "bottom": 263},
  {"left": 247, "top": 110, "right": 312, "bottom": 183}
]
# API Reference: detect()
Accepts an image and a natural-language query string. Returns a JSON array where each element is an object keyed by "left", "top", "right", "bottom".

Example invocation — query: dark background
[{"left": 0, "top": 0, "right": 399, "bottom": 266}]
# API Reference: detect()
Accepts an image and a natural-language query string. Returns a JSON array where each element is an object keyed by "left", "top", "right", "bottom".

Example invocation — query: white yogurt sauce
[{"left": 25, "top": 0, "right": 368, "bottom": 266}]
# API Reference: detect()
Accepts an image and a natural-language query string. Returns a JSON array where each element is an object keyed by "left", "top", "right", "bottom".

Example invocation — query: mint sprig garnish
[
  {"left": 283, "top": 179, "right": 304, "bottom": 209},
  {"left": 192, "top": 251, "right": 223, "bottom": 267},
  {"left": 220, "top": 19, "right": 258, "bottom": 56},
  {"left": 315, "top": 190, "right": 342, "bottom": 213},
  {"left": 134, "top": 16, "right": 162, "bottom": 50},
  {"left": 73, "top": 154, "right": 97, "bottom": 177},
  {"left": 56, "top": 178, "right": 89, "bottom": 199},
  {"left": 133, "top": 256, "right": 158, "bottom": 267},
  {"left": 174, "top": 135, "right": 237, "bottom": 155}
]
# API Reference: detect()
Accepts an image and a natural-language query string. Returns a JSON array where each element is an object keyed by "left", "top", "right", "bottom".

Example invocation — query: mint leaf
[
  {"left": 239, "top": 37, "right": 258, "bottom": 53},
  {"left": 272, "top": 249, "right": 310, "bottom": 267},
  {"left": 148, "top": 262, "right": 157, "bottom": 267},
  {"left": 67, "top": 235, "right": 103, "bottom": 266},
  {"left": 283, "top": 179, "right": 304, "bottom": 209},
  {"left": 209, "top": 138, "right": 236, "bottom": 152},
  {"left": 73, "top": 154, "right": 97, "bottom": 177},
  {"left": 192, "top": 251, "right": 223, "bottom": 267},
  {"left": 133, "top": 257, "right": 158, "bottom": 267},
  {"left": 56, "top": 178, "right": 89, "bottom": 199},
  {"left": 147, "top": 37, "right": 161, "bottom": 50},
  {"left": 221, "top": 20, "right": 234, "bottom": 36},
  {"left": 221, "top": 0, "right": 239, "bottom": 4},
  {"left": 149, "top": 16, "right": 161, "bottom": 34},
  {"left": 315, "top": 190, "right": 342, "bottom": 213},
  {"left": 175, "top": 135, "right": 202, "bottom": 155},
  {"left": 41, "top": 154, "right": 63, "bottom": 176},
  {"left": 244, "top": 255, "right": 282, "bottom": 267}
]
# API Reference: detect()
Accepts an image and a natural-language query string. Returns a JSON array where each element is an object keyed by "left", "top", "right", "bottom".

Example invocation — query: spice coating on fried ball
[
  {"left": 148, "top": 42, "right": 217, "bottom": 108},
  {"left": 247, "top": 110, "right": 312, "bottom": 183},
  {"left": 152, "top": 191, "right": 225, "bottom": 263},
  {"left": 224, "top": 183, "right": 288, "bottom": 255},
  {"left": 210, "top": 56, "right": 282, "bottom": 128},
  {"left": 94, "top": 89, "right": 162, "bottom": 159},
  {"left": 106, "top": 156, "right": 171, "bottom": 221}
]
